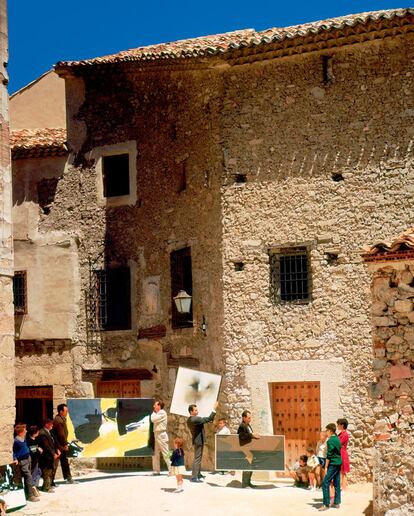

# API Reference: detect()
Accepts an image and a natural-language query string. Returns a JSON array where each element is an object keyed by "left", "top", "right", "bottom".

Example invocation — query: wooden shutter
[{"left": 105, "top": 267, "right": 131, "bottom": 330}]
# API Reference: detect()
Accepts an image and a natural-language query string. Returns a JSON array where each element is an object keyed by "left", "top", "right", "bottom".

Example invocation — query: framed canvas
[
  {"left": 215, "top": 434, "right": 285, "bottom": 471},
  {"left": 170, "top": 367, "right": 221, "bottom": 417},
  {"left": 66, "top": 398, "right": 154, "bottom": 458}
]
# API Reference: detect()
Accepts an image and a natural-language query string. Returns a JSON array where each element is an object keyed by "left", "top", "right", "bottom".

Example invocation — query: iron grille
[
  {"left": 270, "top": 248, "right": 310, "bottom": 303},
  {"left": 13, "top": 271, "right": 27, "bottom": 314},
  {"left": 87, "top": 267, "right": 107, "bottom": 332},
  {"left": 87, "top": 265, "right": 131, "bottom": 332}
]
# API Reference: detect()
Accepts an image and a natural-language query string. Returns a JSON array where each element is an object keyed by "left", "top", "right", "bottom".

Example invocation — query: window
[
  {"left": 322, "top": 55, "right": 334, "bottom": 84},
  {"left": 270, "top": 247, "right": 310, "bottom": 304},
  {"left": 170, "top": 247, "right": 193, "bottom": 328},
  {"left": 93, "top": 141, "right": 137, "bottom": 207},
  {"left": 37, "top": 177, "right": 58, "bottom": 214},
  {"left": 103, "top": 154, "right": 130, "bottom": 198},
  {"left": 93, "top": 267, "right": 131, "bottom": 331},
  {"left": 13, "top": 271, "right": 27, "bottom": 314}
]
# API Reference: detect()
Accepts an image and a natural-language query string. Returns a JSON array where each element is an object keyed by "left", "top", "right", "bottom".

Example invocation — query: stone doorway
[
  {"left": 16, "top": 386, "right": 53, "bottom": 427},
  {"left": 270, "top": 381, "right": 321, "bottom": 469}
]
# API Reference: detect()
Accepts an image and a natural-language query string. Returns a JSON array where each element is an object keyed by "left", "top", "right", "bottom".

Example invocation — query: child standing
[
  {"left": 336, "top": 418, "right": 350, "bottom": 491},
  {"left": 319, "top": 423, "right": 342, "bottom": 512},
  {"left": 316, "top": 430, "right": 327, "bottom": 468},
  {"left": 216, "top": 418, "right": 231, "bottom": 435},
  {"left": 170, "top": 437, "right": 185, "bottom": 493},
  {"left": 13, "top": 424, "right": 39, "bottom": 503},
  {"left": 26, "top": 425, "right": 42, "bottom": 496},
  {"left": 306, "top": 447, "right": 320, "bottom": 491}
]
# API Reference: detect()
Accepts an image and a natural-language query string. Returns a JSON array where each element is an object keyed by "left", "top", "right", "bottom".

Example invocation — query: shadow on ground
[{"left": 207, "top": 480, "right": 277, "bottom": 489}]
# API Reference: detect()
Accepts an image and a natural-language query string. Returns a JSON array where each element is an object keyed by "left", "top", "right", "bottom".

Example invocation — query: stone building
[
  {"left": 9, "top": 70, "right": 74, "bottom": 426},
  {"left": 0, "top": 0, "right": 15, "bottom": 465},
  {"left": 363, "top": 230, "right": 414, "bottom": 515},
  {"left": 10, "top": 7, "right": 414, "bottom": 477}
]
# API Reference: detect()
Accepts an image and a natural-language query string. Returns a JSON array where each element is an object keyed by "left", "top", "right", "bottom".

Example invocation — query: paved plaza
[{"left": 14, "top": 472, "right": 373, "bottom": 516}]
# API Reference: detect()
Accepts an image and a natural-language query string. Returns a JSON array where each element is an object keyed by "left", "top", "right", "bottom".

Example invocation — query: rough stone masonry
[
  {"left": 10, "top": 9, "right": 414, "bottom": 486},
  {"left": 364, "top": 244, "right": 414, "bottom": 515},
  {"left": 0, "top": 0, "right": 15, "bottom": 465}
]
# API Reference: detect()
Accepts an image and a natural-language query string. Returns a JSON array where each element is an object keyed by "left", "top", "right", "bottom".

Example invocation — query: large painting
[
  {"left": 170, "top": 367, "right": 221, "bottom": 417},
  {"left": 66, "top": 398, "right": 154, "bottom": 458},
  {"left": 0, "top": 463, "right": 26, "bottom": 511},
  {"left": 215, "top": 434, "right": 285, "bottom": 471}
]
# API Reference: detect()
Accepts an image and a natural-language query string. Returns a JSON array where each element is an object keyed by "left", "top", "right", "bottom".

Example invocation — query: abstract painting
[
  {"left": 66, "top": 398, "right": 154, "bottom": 457},
  {"left": 215, "top": 434, "right": 285, "bottom": 471},
  {"left": 0, "top": 463, "right": 26, "bottom": 510},
  {"left": 170, "top": 367, "right": 221, "bottom": 417}
]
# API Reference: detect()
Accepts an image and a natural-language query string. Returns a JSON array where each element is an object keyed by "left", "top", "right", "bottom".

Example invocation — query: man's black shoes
[{"left": 190, "top": 478, "right": 203, "bottom": 483}]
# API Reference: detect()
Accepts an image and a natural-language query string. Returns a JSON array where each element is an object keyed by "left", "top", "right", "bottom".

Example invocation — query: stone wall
[
  {"left": 369, "top": 262, "right": 414, "bottom": 515},
  {"left": 219, "top": 34, "right": 414, "bottom": 481},
  {"left": 43, "top": 68, "right": 226, "bottom": 466},
  {"left": 0, "top": 0, "right": 15, "bottom": 465},
  {"left": 45, "top": 28, "right": 414, "bottom": 476}
]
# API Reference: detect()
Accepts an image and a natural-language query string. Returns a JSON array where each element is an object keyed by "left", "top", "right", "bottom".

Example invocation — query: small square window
[
  {"left": 13, "top": 271, "right": 27, "bottom": 314},
  {"left": 103, "top": 154, "right": 130, "bottom": 198},
  {"left": 270, "top": 247, "right": 311, "bottom": 304}
]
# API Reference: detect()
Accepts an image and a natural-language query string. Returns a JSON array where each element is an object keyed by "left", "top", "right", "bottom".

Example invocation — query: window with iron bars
[
  {"left": 13, "top": 271, "right": 27, "bottom": 314},
  {"left": 89, "top": 267, "right": 131, "bottom": 331},
  {"left": 269, "top": 247, "right": 311, "bottom": 304}
]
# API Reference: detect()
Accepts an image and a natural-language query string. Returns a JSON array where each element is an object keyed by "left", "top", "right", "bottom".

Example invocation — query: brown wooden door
[
  {"left": 16, "top": 386, "right": 53, "bottom": 427},
  {"left": 270, "top": 381, "right": 321, "bottom": 469},
  {"left": 96, "top": 380, "right": 141, "bottom": 398},
  {"left": 96, "top": 380, "right": 142, "bottom": 470}
]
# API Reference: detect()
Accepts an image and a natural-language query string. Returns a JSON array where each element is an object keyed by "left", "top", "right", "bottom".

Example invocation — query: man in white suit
[{"left": 151, "top": 400, "right": 171, "bottom": 475}]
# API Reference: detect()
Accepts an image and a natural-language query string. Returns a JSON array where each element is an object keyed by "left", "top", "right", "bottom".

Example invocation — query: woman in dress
[{"left": 336, "top": 418, "right": 350, "bottom": 490}]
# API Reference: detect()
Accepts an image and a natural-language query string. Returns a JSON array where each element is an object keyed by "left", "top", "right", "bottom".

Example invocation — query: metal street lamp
[{"left": 173, "top": 290, "right": 192, "bottom": 314}]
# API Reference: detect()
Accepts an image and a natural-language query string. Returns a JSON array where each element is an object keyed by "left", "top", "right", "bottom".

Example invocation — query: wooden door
[
  {"left": 96, "top": 380, "right": 142, "bottom": 470},
  {"left": 270, "top": 381, "right": 321, "bottom": 470},
  {"left": 96, "top": 380, "right": 141, "bottom": 398},
  {"left": 16, "top": 386, "right": 53, "bottom": 427}
]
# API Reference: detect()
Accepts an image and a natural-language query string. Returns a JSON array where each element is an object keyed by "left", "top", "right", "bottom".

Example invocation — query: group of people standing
[
  {"left": 9, "top": 397, "right": 351, "bottom": 511},
  {"left": 289, "top": 419, "right": 350, "bottom": 511},
  {"left": 152, "top": 399, "right": 351, "bottom": 511},
  {"left": 151, "top": 400, "right": 269, "bottom": 491},
  {"left": 11, "top": 403, "right": 76, "bottom": 503}
]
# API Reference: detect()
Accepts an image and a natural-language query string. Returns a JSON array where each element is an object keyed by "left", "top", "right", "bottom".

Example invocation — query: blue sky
[{"left": 8, "top": 1, "right": 404, "bottom": 93}]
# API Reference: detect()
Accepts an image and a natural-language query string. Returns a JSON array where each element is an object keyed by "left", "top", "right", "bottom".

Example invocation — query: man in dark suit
[
  {"left": 53, "top": 403, "right": 76, "bottom": 484},
  {"left": 187, "top": 401, "right": 218, "bottom": 482},
  {"left": 38, "top": 419, "right": 60, "bottom": 492},
  {"left": 238, "top": 410, "right": 260, "bottom": 488}
]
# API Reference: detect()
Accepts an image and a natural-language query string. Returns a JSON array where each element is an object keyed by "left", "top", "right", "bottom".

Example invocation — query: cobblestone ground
[{"left": 14, "top": 472, "right": 373, "bottom": 516}]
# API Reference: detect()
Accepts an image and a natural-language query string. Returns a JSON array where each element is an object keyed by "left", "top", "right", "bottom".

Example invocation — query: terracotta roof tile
[
  {"left": 55, "top": 8, "right": 414, "bottom": 69},
  {"left": 363, "top": 227, "right": 414, "bottom": 261},
  {"left": 11, "top": 128, "right": 67, "bottom": 160}
]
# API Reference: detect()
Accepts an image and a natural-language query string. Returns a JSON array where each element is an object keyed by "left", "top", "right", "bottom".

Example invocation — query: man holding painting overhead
[{"left": 187, "top": 401, "right": 218, "bottom": 482}]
